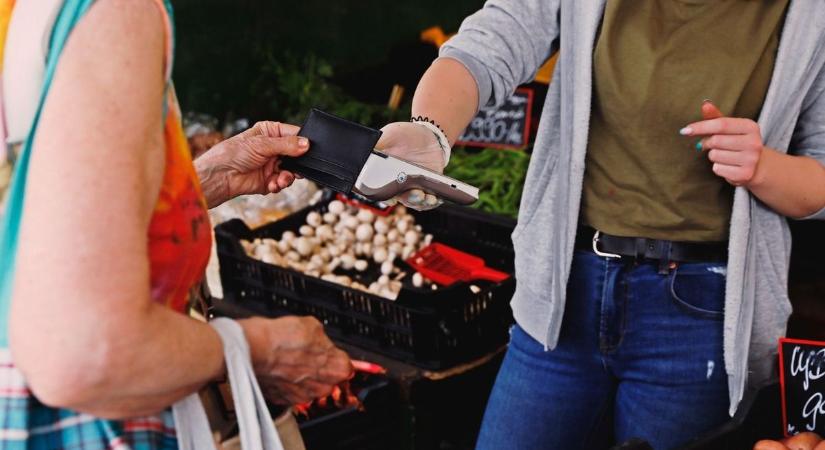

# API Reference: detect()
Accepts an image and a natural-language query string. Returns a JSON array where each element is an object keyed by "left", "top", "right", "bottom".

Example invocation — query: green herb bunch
[{"left": 444, "top": 147, "right": 530, "bottom": 219}]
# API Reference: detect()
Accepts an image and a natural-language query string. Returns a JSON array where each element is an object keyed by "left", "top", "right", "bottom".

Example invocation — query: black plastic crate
[
  {"left": 611, "top": 380, "right": 782, "bottom": 450},
  {"left": 297, "top": 373, "right": 401, "bottom": 450},
  {"left": 215, "top": 196, "right": 516, "bottom": 370}
]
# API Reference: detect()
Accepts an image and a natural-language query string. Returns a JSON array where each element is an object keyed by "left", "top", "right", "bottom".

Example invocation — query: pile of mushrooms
[{"left": 241, "top": 200, "right": 437, "bottom": 300}]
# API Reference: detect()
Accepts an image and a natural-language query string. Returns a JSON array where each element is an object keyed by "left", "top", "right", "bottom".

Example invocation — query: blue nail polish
[{"left": 695, "top": 141, "right": 703, "bottom": 152}]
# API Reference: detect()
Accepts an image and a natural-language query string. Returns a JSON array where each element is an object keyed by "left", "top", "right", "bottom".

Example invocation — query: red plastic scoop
[{"left": 406, "top": 243, "right": 510, "bottom": 286}]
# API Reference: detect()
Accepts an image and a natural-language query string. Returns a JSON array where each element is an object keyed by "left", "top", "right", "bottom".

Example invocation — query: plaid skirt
[{"left": 0, "top": 349, "right": 178, "bottom": 449}]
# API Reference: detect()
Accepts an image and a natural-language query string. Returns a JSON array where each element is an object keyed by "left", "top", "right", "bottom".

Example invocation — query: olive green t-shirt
[{"left": 582, "top": 0, "right": 789, "bottom": 242}]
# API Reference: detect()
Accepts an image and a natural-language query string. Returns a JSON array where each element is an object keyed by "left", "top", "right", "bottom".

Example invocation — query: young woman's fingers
[
  {"left": 699, "top": 134, "right": 760, "bottom": 152},
  {"left": 681, "top": 117, "right": 758, "bottom": 136},
  {"left": 707, "top": 149, "right": 743, "bottom": 166},
  {"left": 701, "top": 100, "right": 724, "bottom": 120},
  {"left": 712, "top": 163, "right": 749, "bottom": 185}
]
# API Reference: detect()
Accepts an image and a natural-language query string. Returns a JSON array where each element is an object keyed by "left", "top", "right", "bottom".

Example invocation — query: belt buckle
[{"left": 592, "top": 230, "right": 622, "bottom": 259}]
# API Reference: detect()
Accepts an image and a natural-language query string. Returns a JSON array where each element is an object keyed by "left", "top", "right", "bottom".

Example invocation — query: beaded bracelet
[{"left": 410, "top": 116, "right": 452, "bottom": 165}]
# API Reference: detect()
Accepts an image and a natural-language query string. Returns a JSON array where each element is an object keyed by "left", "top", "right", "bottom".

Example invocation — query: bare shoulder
[
  {"left": 30, "top": 0, "right": 171, "bottom": 216},
  {"left": 71, "top": 0, "right": 166, "bottom": 69}
]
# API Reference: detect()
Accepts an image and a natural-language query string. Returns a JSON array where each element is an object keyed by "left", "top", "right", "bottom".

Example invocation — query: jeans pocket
[{"left": 668, "top": 264, "right": 726, "bottom": 320}]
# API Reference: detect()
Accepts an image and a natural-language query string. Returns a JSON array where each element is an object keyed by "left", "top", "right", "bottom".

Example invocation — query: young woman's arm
[
  {"left": 685, "top": 96, "right": 825, "bottom": 219},
  {"left": 746, "top": 149, "right": 825, "bottom": 218},
  {"left": 375, "top": 0, "right": 561, "bottom": 209},
  {"left": 9, "top": 0, "right": 350, "bottom": 418}
]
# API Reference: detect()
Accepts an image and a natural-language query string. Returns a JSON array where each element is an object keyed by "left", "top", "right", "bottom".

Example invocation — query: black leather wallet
[{"left": 281, "top": 109, "right": 382, "bottom": 194}]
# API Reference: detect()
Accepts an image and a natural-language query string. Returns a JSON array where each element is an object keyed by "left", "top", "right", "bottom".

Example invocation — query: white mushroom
[
  {"left": 355, "top": 223, "right": 374, "bottom": 242},
  {"left": 373, "top": 233, "right": 388, "bottom": 247},
  {"left": 340, "top": 254, "right": 356, "bottom": 270},
  {"left": 404, "top": 230, "right": 420, "bottom": 246},
  {"left": 469, "top": 285, "right": 482, "bottom": 294},
  {"left": 389, "top": 242, "right": 403, "bottom": 256},
  {"left": 328, "top": 244, "right": 343, "bottom": 257},
  {"left": 318, "top": 248, "right": 332, "bottom": 262},
  {"left": 379, "top": 287, "right": 397, "bottom": 300},
  {"left": 342, "top": 215, "right": 360, "bottom": 230},
  {"left": 253, "top": 245, "right": 269, "bottom": 260},
  {"left": 260, "top": 253, "right": 277, "bottom": 265},
  {"left": 402, "top": 245, "right": 415, "bottom": 260},
  {"left": 323, "top": 212, "right": 338, "bottom": 224},
  {"left": 397, "top": 219, "right": 410, "bottom": 233},
  {"left": 289, "top": 261, "right": 307, "bottom": 272},
  {"left": 328, "top": 200, "right": 345, "bottom": 215},
  {"left": 316, "top": 224, "right": 334, "bottom": 241},
  {"left": 340, "top": 229, "right": 356, "bottom": 245},
  {"left": 412, "top": 272, "right": 424, "bottom": 288},
  {"left": 387, "top": 230, "right": 400, "bottom": 242},
  {"left": 307, "top": 269, "right": 321, "bottom": 278},
  {"left": 277, "top": 239, "right": 291, "bottom": 254},
  {"left": 306, "top": 211, "right": 322, "bottom": 227},
  {"left": 389, "top": 280, "right": 403, "bottom": 293},
  {"left": 286, "top": 251, "right": 301, "bottom": 262},
  {"left": 310, "top": 254, "right": 325, "bottom": 267},
  {"left": 378, "top": 275, "right": 390, "bottom": 286},
  {"left": 423, "top": 234, "right": 433, "bottom": 246},
  {"left": 321, "top": 274, "right": 338, "bottom": 283},
  {"left": 354, "top": 259, "right": 369, "bottom": 272},
  {"left": 309, "top": 190, "right": 324, "bottom": 205},
  {"left": 374, "top": 218, "right": 389, "bottom": 235},
  {"left": 357, "top": 209, "right": 375, "bottom": 223},
  {"left": 281, "top": 231, "right": 296, "bottom": 242},
  {"left": 373, "top": 247, "right": 389, "bottom": 264},
  {"left": 431, "top": 284, "right": 438, "bottom": 291},
  {"left": 380, "top": 260, "right": 394, "bottom": 276},
  {"left": 294, "top": 237, "right": 314, "bottom": 257},
  {"left": 327, "top": 256, "right": 341, "bottom": 271},
  {"left": 299, "top": 225, "right": 314, "bottom": 237}
]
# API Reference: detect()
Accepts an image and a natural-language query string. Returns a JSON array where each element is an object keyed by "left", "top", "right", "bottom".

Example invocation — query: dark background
[{"left": 170, "top": 0, "right": 483, "bottom": 120}]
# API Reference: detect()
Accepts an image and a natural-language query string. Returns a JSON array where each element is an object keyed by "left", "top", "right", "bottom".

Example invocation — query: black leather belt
[{"left": 575, "top": 226, "right": 728, "bottom": 264}]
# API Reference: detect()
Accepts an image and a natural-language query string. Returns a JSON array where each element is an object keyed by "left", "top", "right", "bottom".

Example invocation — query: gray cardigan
[{"left": 441, "top": 0, "right": 825, "bottom": 415}]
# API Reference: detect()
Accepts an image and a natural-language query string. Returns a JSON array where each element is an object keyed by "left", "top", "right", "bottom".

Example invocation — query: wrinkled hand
[
  {"left": 239, "top": 316, "right": 353, "bottom": 406},
  {"left": 376, "top": 122, "right": 447, "bottom": 210},
  {"left": 682, "top": 101, "right": 765, "bottom": 187},
  {"left": 195, "top": 121, "right": 308, "bottom": 208}
]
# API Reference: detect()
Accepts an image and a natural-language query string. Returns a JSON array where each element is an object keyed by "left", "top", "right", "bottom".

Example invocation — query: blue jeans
[{"left": 476, "top": 251, "right": 730, "bottom": 450}]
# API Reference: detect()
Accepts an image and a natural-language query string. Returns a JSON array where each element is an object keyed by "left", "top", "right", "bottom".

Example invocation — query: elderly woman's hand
[
  {"left": 239, "top": 316, "right": 353, "bottom": 405},
  {"left": 195, "top": 121, "right": 308, "bottom": 208}
]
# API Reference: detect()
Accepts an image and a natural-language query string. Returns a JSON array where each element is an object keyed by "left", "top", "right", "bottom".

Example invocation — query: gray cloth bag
[{"left": 173, "top": 318, "right": 285, "bottom": 450}]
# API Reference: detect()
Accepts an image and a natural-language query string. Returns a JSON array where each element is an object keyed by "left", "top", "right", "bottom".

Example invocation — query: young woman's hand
[
  {"left": 375, "top": 122, "right": 447, "bottom": 210},
  {"left": 239, "top": 316, "right": 353, "bottom": 405},
  {"left": 195, "top": 121, "right": 308, "bottom": 208},
  {"left": 681, "top": 102, "right": 765, "bottom": 187}
]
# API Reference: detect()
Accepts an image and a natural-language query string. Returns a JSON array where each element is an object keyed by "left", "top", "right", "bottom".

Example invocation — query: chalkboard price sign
[
  {"left": 456, "top": 87, "right": 533, "bottom": 150},
  {"left": 779, "top": 338, "right": 825, "bottom": 437}
]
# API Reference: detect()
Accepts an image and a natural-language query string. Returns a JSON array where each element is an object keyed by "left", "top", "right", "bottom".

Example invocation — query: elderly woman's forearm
[
  {"left": 11, "top": 300, "right": 225, "bottom": 417},
  {"left": 195, "top": 153, "right": 229, "bottom": 209}
]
